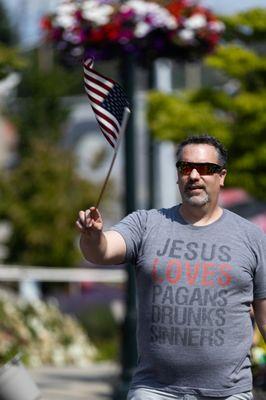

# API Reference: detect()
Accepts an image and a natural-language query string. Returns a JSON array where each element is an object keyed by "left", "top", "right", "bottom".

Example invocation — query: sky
[
  {"left": 2, "top": 0, "right": 266, "bottom": 48},
  {"left": 201, "top": 0, "right": 266, "bottom": 14}
]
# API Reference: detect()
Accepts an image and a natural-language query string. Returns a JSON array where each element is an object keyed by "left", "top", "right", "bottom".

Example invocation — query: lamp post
[
  {"left": 113, "top": 53, "right": 138, "bottom": 400},
  {"left": 147, "top": 62, "right": 157, "bottom": 209}
]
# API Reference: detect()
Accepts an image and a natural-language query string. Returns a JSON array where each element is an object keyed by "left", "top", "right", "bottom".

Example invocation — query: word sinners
[{"left": 150, "top": 325, "right": 225, "bottom": 346}]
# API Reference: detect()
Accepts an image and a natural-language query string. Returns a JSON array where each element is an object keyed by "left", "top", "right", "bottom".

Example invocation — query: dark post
[
  {"left": 147, "top": 63, "right": 157, "bottom": 209},
  {"left": 113, "top": 53, "right": 138, "bottom": 400}
]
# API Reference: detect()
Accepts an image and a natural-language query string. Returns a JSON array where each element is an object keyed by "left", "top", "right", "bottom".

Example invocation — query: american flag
[{"left": 83, "top": 58, "right": 130, "bottom": 148}]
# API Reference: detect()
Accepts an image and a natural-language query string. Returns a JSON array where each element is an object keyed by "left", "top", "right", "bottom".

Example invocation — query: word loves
[
  {"left": 152, "top": 239, "right": 234, "bottom": 287},
  {"left": 152, "top": 258, "right": 232, "bottom": 287}
]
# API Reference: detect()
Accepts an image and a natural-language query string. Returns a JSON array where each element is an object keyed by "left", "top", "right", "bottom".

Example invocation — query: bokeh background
[{"left": 0, "top": 0, "right": 265, "bottom": 399}]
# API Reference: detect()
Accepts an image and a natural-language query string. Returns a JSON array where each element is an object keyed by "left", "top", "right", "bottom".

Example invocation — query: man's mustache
[{"left": 185, "top": 184, "right": 206, "bottom": 191}]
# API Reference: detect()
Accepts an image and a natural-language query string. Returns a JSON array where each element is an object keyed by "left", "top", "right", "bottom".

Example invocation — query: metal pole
[
  {"left": 113, "top": 53, "right": 137, "bottom": 400},
  {"left": 147, "top": 62, "right": 156, "bottom": 209}
]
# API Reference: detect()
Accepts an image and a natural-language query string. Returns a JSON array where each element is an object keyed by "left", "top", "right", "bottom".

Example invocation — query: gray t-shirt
[{"left": 112, "top": 206, "right": 266, "bottom": 397}]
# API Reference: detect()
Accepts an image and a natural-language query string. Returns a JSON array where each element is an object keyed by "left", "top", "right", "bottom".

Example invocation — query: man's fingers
[
  {"left": 77, "top": 211, "right": 92, "bottom": 228},
  {"left": 78, "top": 210, "right": 93, "bottom": 227},
  {"left": 77, "top": 207, "right": 101, "bottom": 232},
  {"left": 78, "top": 210, "right": 86, "bottom": 225},
  {"left": 89, "top": 207, "right": 100, "bottom": 220},
  {"left": 86, "top": 211, "right": 93, "bottom": 228},
  {"left": 75, "top": 219, "right": 86, "bottom": 232}
]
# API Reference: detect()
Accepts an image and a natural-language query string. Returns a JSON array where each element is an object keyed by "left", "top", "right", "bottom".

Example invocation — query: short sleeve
[
  {"left": 253, "top": 232, "right": 266, "bottom": 299},
  {"left": 111, "top": 210, "right": 148, "bottom": 264}
]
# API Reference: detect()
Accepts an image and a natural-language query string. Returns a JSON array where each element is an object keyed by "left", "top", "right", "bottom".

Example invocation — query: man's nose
[{"left": 189, "top": 168, "right": 200, "bottom": 179}]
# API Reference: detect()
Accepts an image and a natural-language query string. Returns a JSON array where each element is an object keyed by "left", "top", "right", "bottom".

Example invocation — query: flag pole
[{"left": 95, "top": 107, "right": 131, "bottom": 209}]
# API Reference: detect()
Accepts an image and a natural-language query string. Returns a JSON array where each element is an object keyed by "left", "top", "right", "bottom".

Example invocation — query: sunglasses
[{"left": 176, "top": 161, "right": 224, "bottom": 176}]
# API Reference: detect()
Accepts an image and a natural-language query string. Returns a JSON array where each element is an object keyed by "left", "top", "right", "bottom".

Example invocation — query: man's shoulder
[
  {"left": 132, "top": 205, "right": 177, "bottom": 217},
  {"left": 124, "top": 206, "right": 178, "bottom": 228},
  {"left": 224, "top": 208, "right": 264, "bottom": 236},
  {"left": 148, "top": 205, "right": 178, "bottom": 220}
]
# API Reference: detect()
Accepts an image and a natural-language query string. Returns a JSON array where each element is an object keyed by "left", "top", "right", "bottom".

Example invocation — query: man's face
[{"left": 177, "top": 144, "right": 226, "bottom": 207}]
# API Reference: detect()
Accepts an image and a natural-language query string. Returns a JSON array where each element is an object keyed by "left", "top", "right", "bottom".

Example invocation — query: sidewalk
[
  {"left": 31, "top": 364, "right": 265, "bottom": 400},
  {"left": 31, "top": 362, "right": 120, "bottom": 400}
]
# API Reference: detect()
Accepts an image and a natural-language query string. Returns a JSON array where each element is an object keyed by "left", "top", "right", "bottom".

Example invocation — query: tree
[
  {"left": 0, "top": 139, "right": 98, "bottom": 267},
  {"left": 0, "top": 0, "right": 16, "bottom": 45},
  {"left": 15, "top": 54, "right": 82, "bottom": 154},
  {"left": 148, "top": 8, "right": 266, "bottom": 200},
  {"left": 1, "top": 51, "right": 108, "bottom": 267},
  {"left": 0, "top": 0, "right": 24, "bottom": 79}
]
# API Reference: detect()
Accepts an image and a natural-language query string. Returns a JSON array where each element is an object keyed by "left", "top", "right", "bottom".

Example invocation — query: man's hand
[
  {"left": 76, "top": 206, "right": 126, "bottom": 265},
  {"left": 76, "top": 207, "right": 103, "bottom": 239}
]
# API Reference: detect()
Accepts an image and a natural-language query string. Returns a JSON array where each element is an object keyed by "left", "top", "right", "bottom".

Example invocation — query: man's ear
[
  {"left": 220, "top": 169, "right": 227, "bottom": 187},
  {"left": 176, "top": 168, "right": 180, "bottom": 184}
]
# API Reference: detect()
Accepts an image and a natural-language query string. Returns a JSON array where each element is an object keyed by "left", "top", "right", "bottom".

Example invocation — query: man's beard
[{"left": 183, "top": 185, "right": 210, "bottom": 206}]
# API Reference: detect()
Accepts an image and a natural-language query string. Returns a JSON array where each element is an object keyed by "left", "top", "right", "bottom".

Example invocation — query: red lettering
[
  {"left": 152, "top": 259, "right": 233, "bottom": 287},
  {"left": 201, "top": 263, "right": 215, "bottom": 286},
  {"left": 166, "top": 259, "right": 182, "bottom": 284},
  {"left": 185, "top": 262, "right": 200, "bottom": 285},
  {"left": 217, "top": 264, "right": 232, "bottom": 286},
  {"left": 151, "top": 258, "right": 164, "bottom": 283}
]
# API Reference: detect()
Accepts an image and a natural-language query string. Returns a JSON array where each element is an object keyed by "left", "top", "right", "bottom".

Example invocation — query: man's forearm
[{"left": 80, "top": 231, "right": 107, "bottom": 264}]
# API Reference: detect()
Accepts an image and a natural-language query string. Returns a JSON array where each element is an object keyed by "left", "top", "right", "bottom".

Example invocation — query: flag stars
[{"left": 102, "top": 85, "right": 130, "bottom": 125}]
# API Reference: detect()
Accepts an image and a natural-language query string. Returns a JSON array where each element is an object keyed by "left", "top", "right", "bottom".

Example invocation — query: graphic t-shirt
[{"left": 112, "top": 206, "right": 266, "bottom": 397}]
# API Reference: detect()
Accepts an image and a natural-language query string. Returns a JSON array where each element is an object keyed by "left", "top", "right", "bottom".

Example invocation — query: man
[{"left": 76, "top": 135, "right": 266, "bottom": 400}]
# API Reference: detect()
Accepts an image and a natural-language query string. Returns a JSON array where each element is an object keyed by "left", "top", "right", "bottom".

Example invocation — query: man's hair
[{"left": 175, "top": 135, "right": 228, "bottom": 166}]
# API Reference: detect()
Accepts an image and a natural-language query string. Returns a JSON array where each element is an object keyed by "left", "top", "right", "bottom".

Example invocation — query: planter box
[{"left": 0, "top": 355, "right": 41, "bottom": 400}]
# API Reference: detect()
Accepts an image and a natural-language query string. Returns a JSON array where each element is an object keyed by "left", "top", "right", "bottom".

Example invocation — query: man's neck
[{"left": 179, "top": 203, "right": 223, "bottom": 226}]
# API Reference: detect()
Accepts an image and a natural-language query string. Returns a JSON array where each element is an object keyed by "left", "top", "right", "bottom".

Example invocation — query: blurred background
[{"left": 0, "top": 0, "right": 265, "bottom": 399}]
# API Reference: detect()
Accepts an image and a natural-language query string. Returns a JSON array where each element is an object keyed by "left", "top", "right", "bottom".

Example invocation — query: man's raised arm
[{"left": 76, "top": 207, "right": 126, "bottom": 265}]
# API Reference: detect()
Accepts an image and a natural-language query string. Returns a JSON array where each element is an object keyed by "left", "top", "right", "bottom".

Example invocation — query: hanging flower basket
[{"left": 41, "top": 0, "right": 224, "bottom": 67}]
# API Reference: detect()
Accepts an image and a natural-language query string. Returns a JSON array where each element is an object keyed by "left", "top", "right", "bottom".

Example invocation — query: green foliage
[
  {"left": 79, "top": 304, "right": 119, "bottom": 361},
  {"left": 206, "top": 45, "right": 266, "bottom": 91},
  {"left": 0, "top": 43, "right": 26, "bottom": 79},
  {"left": 0, "top": 0, "right": 15, "bottom": 45},
  {"left": 15, "top": 58, "right": 82, "bottom": 153},
  {"left": 0, "top": 290, "right": 97, "bottom": 366},
  {"left": 0, "top": 1, "right": 24, "bottom": 79},
  {"left": 222, "top": 8, "right": 266, "bottom": 42},
  {"left": 0, "top": 46, "right": 110, "bottom": 267},
  {"left": 148, "top": 8, "right": 266, "bottom": 200},
  {"left": 0, "top": 140, "right": 98, "bottom": 266},
  {"left": 148, "top": 91, "right": 231, "bottom": 144},
  {"left": 0, "top": 20, "right": 112, "bottom": 269}
]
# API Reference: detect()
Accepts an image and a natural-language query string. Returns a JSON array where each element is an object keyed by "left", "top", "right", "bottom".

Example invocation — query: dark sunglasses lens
[
  {"left": 179, "top": 164, "right": 192, "bottom": 175},
  {"left": 197, "top": 165, "right": 213, "bottom": 175},
  {"left": 178, "top": 162, "right": 221, "bottom": 175}
]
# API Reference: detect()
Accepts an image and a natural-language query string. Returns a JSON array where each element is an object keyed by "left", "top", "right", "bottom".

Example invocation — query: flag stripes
[
  {"left": 90, "top": 106, "right": 119, "bottom": 138},
  {"left": 90, "top": 101, "right": 120, "bottom": 134},
  {"left": 83, "top": 58, "right": 130, "bottom": 148}
]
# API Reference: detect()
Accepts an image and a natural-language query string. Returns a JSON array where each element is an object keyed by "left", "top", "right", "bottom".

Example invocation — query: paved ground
[
  {"left": 31, "top": 364, "right": 266, "bottom": 400},
  {"left": 254, "top": 389, "right": 266, "bottom": 400},
  {"left": 31, "top": 362, "right": 120, "bottom": 400}
]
